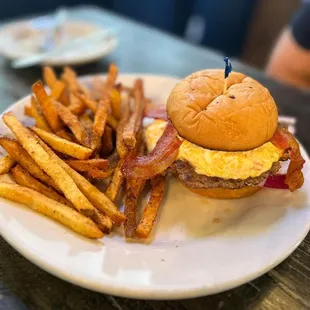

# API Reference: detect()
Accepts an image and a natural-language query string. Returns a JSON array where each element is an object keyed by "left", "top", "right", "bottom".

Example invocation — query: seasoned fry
[
  {"left": 61, "top": 66, "right": 80, "bottom": 92},
  {"left": 116, "top": 93, "right": 131, "bottom": 158},
  {"left": 104, "top": 63, "right": 118, "bottom": 91},
  {"left": 93, "top": 208, "right": 113, "bottom": 234},
  {"left": 65, "top": 159, "right": 109, "bottom": 171},
  {"left": 79, "top": 112, "right": 93, "bottom": 136},
  {"left": 122, "top": 79, "right": 145, "bottom": 150},
  {"left": 124, "top": 178, "right": 146, "bottom": 238},
  {"left": 86, "top": 168, "right": 114, "bottom": 179},
  {"left": 53, "top": 101, "right": 90, "bottom": 147},
  {"left": 32, "top": 127, "right": 92, "bottom": 159},
  {"left": 55, "top": 129, "right": 74, "bottom": 142},
  {"left": 105, "top": 158, "right": 125, "bottom": 202},
  {"left": 100, "top": 125, "right": 114, "bottom": 157},
  {"left": 30, "top": 95, "right": 52, "bottom": 132},
  {"left": 24, "top": 105, "right": 33, "bottom": 117},
  {"left": 110, "top": 88, "right": 121, "bottom": 120},
  {"left": 37, "top": 139, "right": 125, "bottom": 223},
  {"left": 43, "top": 66, "right": 57, "bottom": 88},
  {"left": 68, "top": 92, "right": 86, "bottom": 116},
  {"left": 0, "top": 137, "right": 59, "bottom": 190},
  {"left": 11, "top": 165, "right": 72, "bottom": 207},
  {"left": 76, "top": 94, "right": 97, "bottom": 113},
  {"left": 3, "top": 113, "right": 95, "bottom": 217},
  {"left": 32, "top": 81, "right": 63, "bottom": 132},
  {"left": 92, "top": 76, "right": 104, "bottom": 100},
  {"left": 0, "top": 155, "right": 15, "bottom": 174},
  {"left": 50, "top": 80, "right": 65, "bottom": 101},
  {"left": 91, "top": 98, "right": 109, "bottom": 151},
  {"left": 136, "top": 175, "right": 166, "bottom": 239},
  {"left": 0, "top": 182, "right": 103, "bottom": 239}
]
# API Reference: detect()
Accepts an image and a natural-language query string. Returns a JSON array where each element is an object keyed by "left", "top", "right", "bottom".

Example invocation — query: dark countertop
[{"left": 0, "top": 6, "right": 310, "bottom": 310}]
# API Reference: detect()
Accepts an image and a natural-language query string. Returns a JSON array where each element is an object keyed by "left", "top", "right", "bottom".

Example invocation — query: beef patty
[{"left": 172, "top": 160, "right": 281, "bottom": 189}]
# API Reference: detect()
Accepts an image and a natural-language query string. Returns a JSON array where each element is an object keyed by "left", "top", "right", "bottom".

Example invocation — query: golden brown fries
[
  {"left": 53, "top": 101, "right": 90, "bottom": 147},
  {"left": 32, "top": 81, "right": 63, "bottom": 132},
  {"left": 50, "top": 80, "right": 66, "bottom": 101},
  {"left": 0, "top": 155, "right": 15, "bottom": 174},
  {"left": 122, "top": 79, "right": 145, "bottom": 150},
  {"left": 0, "top": 137, "right": 59, "bottom": 190},
  {"left": 68, "top": 92, "right": 86, "bottom": 116},
  {"left": 107, "top": 114, "right": 118, "bottom": 130},
  {"left": 11, "top": 165, "right": 72, "bottom": 207},
  {"left": 136, "top": 175, "right": 166, "bottom": 239},
  {"left": 65, "top": 159, "right": 108, "bottom": 171},
  {"left": 38, "top": 139, "right": 125, "bottom": 224},
  {"left": 91, "top": 98, "right": 109, "bottom": 151},
  {"left": 79, "top": 112, "right": 93, "bottom": 136},
  {"left": 110, "top": 88, "right": 121, "bottom": 120},
  {"left": 55, "top": 129, "right": 74, "bottom": 142},
  {"left": 100, "top": 125, "right": 114, "bottom": 157},
  {"left": 76, "top": 94, "right": 97, "bottom": 113},
  {"left": 93, "top": 208, "right": 113, "bottom": 234},
  {"left": 86, "top": 168, "right": 114, "bottom": 180},
  {"left": 105, "top": 158, "right": 125, "bottom": 201},
  {"left": 30, "top": 96, "right": 52, "bottom": 132},
  {"left": 61, "top": 66, "right": 81, "bottom": 92},
  {"left": 116, "top": 93, "right": 130, "bottom": 158},
  {"left": 3, "top": 113, "right": 95, "bottom": 217},
  {"left": 32, "top": 127, "right": 92, "bottom": 160},
  {"left": 24, "top": 105, "right": 33, "bottom": 117},
  {"left": 43, "top": 66, "right": 57, "bottom": 88},
  {"left": 0, "top": 182, "right": 103, "bottom": 239},
  {"left": 124, "top": 178, "right": 146, "bottom": 238}
]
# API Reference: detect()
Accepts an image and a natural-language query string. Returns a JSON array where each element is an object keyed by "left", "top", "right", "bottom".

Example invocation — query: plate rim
[{"left": 0, "top": 73, "right": 309, "bottom": 300}]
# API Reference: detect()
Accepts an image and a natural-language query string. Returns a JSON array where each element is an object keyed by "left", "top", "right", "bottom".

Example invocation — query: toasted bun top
[{"left": 167, "top": 69, "right": 278, "bottom": 151}]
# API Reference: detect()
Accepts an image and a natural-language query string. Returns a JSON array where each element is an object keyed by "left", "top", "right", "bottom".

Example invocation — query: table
[{"left": 0, "top": 6, "right": 310, "bottom": 310}]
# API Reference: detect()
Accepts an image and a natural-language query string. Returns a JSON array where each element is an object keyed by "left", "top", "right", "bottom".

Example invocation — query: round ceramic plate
[
  {"left": 0, "top": 74, "right": 310, "bottom": 300},
  {"left": 0, "top": 19, "right": 117, "bottom": 66}
]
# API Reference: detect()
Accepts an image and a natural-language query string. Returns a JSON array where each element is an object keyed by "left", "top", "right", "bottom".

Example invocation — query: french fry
[
  {"left": 136, "top": 175, "right": 166, "bottom": 239},
  {"left": 105, "top": 158, "right": 125, "bottom": 202},
  {"left": 43, "top": 66, "right": 57, "bottom": 88},
  {"left": 116, "top": 93, "right": 130, "bottom": 158},
  {"left": 110, "top": 88, "right": 121, "bottom": 120},
  {"left": 37, "top": 139, "right": 125, "bottom": 224},
  {"left": 61, "top": 67, "right": 80, "bottom": 92},
  {"left": 124, "top": 178, "right": 146, "bottom": 238},
  {"left": 86, "top": 168, "right": 114, "bottom": 180},
  {"left": 0, "top": 182, "right": 103, "bottom": 239},
  {"left": 0, "top": 137, "right": 59, "bottom": 191},
  {"left": 11, "top": 164, "right": 72, "bottom": 207},
  {"left": 50, "top": 80, "right": 66, "bottom": 101},
  {"left": 79, "top": 112, "right": 93, "bottom": 136},
  {"left": 68, "top": 92, "right": 86, "bottom": 116},
  {"left": 92, "top": 77, "right": 104, "bottom": 100},
  {"left": 122, "top": 79, "right": 145, "bottom": 150},
  {"left": 93, "top": 208, "right": 113, "bottom": 234},
  {"left": 91, "top": 98, "right": 109, "bottom": 151},
  {"left": 65, "top": 159, "right": 109, "bottom": 171},
  {"left": 24, "top": 105, "right": 33, "bottom": 117},
  {"left": 55, "top": 129, "right": 74, "bottom": 142},
  {"left": 0, "top": 155, "right": 15, "bottom": 174},
  {"left": 32, "top": 127, "right": 92, "bottom": 160},
  {"left": 100, "top": 125, "right": 114, "bottom": 157},
  {"left": 3, "top": 113, "right": 95, "bottom": 217},
  {"left": 30, "top": 96, "right": 52, "bottom": 132},
  {"left": 53, "top": 101, "right": 90, "bottom": 147},
  {"left": 76, "top": 94, "right": 97, "bottom": 113},
  {"left": 32, "top": 81, "right": 63, "bottom": 132}
]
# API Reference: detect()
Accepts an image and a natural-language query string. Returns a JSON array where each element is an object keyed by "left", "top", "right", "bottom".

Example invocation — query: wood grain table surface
[{"left": 0, "top": 6, "right": 310, "bottom": 310}]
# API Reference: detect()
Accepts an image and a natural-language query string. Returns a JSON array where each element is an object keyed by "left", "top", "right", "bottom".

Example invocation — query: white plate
[
  {"left": 0, "top": 74, "right": 310, "bottom": 300},
  {"left": 0, "top": 19, "right": 118, "bottom": 66}
]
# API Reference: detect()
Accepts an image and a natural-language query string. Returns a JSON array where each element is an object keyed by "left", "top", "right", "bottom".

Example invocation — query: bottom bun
[{"left": 185, "top": 185, "right": 262, "bottom": 199}]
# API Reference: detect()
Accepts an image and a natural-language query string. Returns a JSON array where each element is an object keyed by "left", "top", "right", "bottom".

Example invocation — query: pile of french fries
[{"left": 0, "top": 64, "right": 166, "bottom": 240}]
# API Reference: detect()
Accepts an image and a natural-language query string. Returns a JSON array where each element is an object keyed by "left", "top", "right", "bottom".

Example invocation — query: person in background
[{"left": 266, "top": 1, "right": 310, "bottom": 89}]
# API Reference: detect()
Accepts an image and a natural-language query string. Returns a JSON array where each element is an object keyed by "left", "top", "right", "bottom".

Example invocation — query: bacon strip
[
  {"left": 144, "top": 104, "right": 167, "bottom": 120},
  {"left": 270, "top": 127, "right": 305, "bottom": 191},
  {"left": 122, "top": 121, "right": 182, "bottom": 179}
]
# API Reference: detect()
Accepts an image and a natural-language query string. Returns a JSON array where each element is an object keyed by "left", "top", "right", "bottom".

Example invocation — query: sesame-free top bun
[{"left": 167, "top": 69, "right": 278, "bottom": 151}]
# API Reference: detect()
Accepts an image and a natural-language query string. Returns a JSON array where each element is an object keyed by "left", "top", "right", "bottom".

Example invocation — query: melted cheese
[{"left": 145, "top": 120, "right": 283, "bottom": 180}]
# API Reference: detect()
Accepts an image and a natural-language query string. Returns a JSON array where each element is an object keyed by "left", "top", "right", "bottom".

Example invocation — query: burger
[{"left": 123, "top": 69, "right": 305, "bottom": 199}]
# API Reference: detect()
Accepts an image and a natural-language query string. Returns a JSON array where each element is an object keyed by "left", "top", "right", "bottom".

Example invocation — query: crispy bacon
[
  {"left": 144, "top": 103, "right": 167, "bottom": 120},
  {"left": 271, "top": 127, "right": 305, "bottom": 191},
  {"left": 264, "top": 174, "right": 289, "bottom": 190},
  {"left": 122, "top": 121, "right": 182, "bottom": 179}
]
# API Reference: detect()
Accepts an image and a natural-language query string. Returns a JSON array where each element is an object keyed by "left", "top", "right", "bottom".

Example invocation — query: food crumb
[
  {"left": 161, "top": 259, "right": 165, "bottom": 262},
  {"left": 212, "top": 217, "right": 221, "bottom": 224}
]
